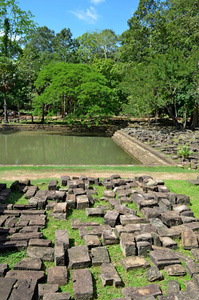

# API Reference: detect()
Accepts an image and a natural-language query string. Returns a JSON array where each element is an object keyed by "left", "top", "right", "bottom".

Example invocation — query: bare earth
[{"left": 0, "top": 169, "right": 197, "bottom": 181}]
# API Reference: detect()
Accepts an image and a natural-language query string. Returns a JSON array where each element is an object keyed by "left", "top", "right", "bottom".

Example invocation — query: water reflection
[{"left": 0, "top": 131, "right": 139, "bottom": 165}]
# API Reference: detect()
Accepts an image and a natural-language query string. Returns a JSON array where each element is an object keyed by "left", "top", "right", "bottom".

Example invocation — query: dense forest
[{"left": 0, "top": 0, "right": 198, "bottom": 129}]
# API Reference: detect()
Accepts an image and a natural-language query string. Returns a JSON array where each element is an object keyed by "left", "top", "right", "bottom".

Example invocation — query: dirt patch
[{"left": 0, "top": 169, "right": 197, "bottom": 182}]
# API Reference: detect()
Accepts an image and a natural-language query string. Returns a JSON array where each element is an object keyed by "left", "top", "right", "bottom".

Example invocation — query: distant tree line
[{"left": 0, "top": 0, "right": 198, "bottom": 128}]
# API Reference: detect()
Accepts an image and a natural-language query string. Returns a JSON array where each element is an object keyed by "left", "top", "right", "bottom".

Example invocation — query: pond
[{"left": 0, "top": 131, "right": 140, "bottom": 165}]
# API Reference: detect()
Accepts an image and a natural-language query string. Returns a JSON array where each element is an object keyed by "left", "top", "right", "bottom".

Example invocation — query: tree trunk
[
  {"left": 191, "top": 101, "right": 199, "bottom": 130},
  {"left": 165, "top": 104, "right": 180, "bottom": 130},
  {"left": 41, "top": 104, "right": 45, "bottom": 123},
  {"left": 4, "top": 91, "right": 8, "bottom": 123}
]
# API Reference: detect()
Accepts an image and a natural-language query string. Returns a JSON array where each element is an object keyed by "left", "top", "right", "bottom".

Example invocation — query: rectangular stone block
[
  {"left": 55, "top": 230, "right": 69, "bottom": 250},
  {"left": 68, "top": 245, "right": 91, "bottom": 269},
  {"left": 120, "top": 233, "right": 136, "bottom": 257},
  {"left": 76, "top": 195, "right": 89, "bottom": 210},
  {"left": 73, "top": 269, "right": 93, "bottom": 300},
  {"left": 101, "top": 263, "right": 123, "bottom": 287}
]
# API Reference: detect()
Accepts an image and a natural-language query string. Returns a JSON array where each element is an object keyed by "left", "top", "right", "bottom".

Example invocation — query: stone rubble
[{"left": 0, "top": 174, "right": 199, "bottom": 299}]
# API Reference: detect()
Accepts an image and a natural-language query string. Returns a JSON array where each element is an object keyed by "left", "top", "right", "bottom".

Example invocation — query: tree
[
  {"left": 0, "top": 0, "right": 36, "bottom": 59},
  {"left": 52, "top": 28, "right": 80, "bottom": 63},
  {"left": 33, "top": 63, "right": 120, "bottom": 124},
  {"left": 77, "top": 30, "right": 119, "bottom": 63},
  {"left": 0, "top": 56, "right": 17, "bottom": 122}
]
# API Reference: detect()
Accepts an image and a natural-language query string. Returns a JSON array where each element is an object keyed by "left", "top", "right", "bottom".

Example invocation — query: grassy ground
[{"left": 0, "top": 166, "right": 199, "bottom": 298}]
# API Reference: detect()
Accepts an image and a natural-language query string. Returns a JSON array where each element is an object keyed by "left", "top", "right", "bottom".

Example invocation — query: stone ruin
[{"left": 0, "top": 174, "right": 199, "bottom": 299}]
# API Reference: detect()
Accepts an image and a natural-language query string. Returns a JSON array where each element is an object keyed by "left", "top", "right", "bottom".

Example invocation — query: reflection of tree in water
[{"left": 0, "top": 132, "right": 138, "bottom": 165}]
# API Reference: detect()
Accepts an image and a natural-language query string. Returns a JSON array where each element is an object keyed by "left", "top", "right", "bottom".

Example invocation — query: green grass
[
  {"left": 0, "top": 164, "right": 197, "bottom": 174},
  {"left": 1, "top": 174, "right": 199, "bottom": 299}
]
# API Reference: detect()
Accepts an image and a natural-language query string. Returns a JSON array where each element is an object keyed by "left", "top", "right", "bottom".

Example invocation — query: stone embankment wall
[
  {"left": 123, "top": 126, "right": 199, "bottom": 169},
  {"left": 0, "top": 124, "right": 118, "bottom": 137},
  {"left": 112, "top": 130, "right": 176, "bottom": 166}
]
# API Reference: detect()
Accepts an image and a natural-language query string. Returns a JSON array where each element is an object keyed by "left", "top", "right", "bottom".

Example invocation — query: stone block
[
  {"left": 91, "top": 246, "right": 110, "bottom": 266},
  {"left": 136, "top": 241, "right": 152, "bottom": 257},
  {"left": 104, "top": 190, "right": 116, "bottom": 198},
  {"left": 161, "top": 211, "right": 182, "bottom": 227},
  {"left": 54, "top": 244, "right": 65, "bottom": 266},
  {"left": 164, "top": 264, "right": 186, "bottom": 276},
  {"left": 146, "top": 266, "right": 163, "bottom": 282},
  {"left": 101, "top": 263, "right": 123, "bottom": 287},
  {"left": 120, "top": 233, "right": 136, "bottom": 257},
  {"left": 167, "top": 280, "right": 181, "bottom": 294},
  {"left": 102, "top": 230, "right": 119, "bottom": 245},
  {"left": 191, "top": 248, "right": 199, "bottom": 262},
  {"left": 181, "top": 229, "right": 198, "bottom": 250},
  {"left": 9, "top": 278, "right": 38, "bottom": 300},
  {"left": 83, "top": 234, "right": 101, "bottom": 249},
  {"left": 38, "top": 283, "right": 59, "bottom": 298},
  {"left": 13, "top": 258, "right": 42, "bottom": 271},
  {"left": 122, "top": 284, "right": 162, "bottom": 298},
  {"left": 48, "top": 180, "right": 58, "bottom": 191},
  {"left": 47, "top": 266, "right": 68, "bottom": 287},
  {"left": 121, "top": 256, "right": 150, "bottom": 272},
  {"left": 55, "top": 230, "right": 69, "bottom": 250},
  {"left": 0, "top": 263, "right": 8, "bottom": 277},
  {"left": 60, "top": 176, "right": 70, "bottom": 186},
  {"left": 86, "top": 207, "right": 104, "bottom": 217},
  {"left": 76, "top": 195, "right": 89, "bottom": 209},
  {"left": 150, "top": 249, "right": 180, "bottom": 269},
  {"left": 120, "top": 214, "right": 149, "bottom": 226},
  {"left": 43, "top": 292, "right": 71, "bottom": 300},
  {"left": 68, "top": 245, "right": 91, "bottom": 269},
  {"left": 104, "top": 210, "right": 119, "bottom": 227},
  {"left": 0, "top": 277, "right": 17, "bottom": 299},
  {"left": 27, "top": 246, "right": 54, "bottom": 262},
  {"left": 185, "top": 260, "right": 199, "bottom": 277},
  {"left": 29, "top": 238, "right": 52, "bottom": 247},
  {"left": 160, "top": 237, "right": 178, "bottom": 250},
  {"left": 6, "top": 270, "right": 45, "bottom": 283},
  {"left": 9, "top": 232, "right": 43, "bottom": 241},
  {"left": 72, "top": 269, "right": 93, "bottom": 300},
  {"left": 71, "top": 219, "right": 99, "bottom": 230},
  {"left": 79, "top": 225, "right": 112, "bottom": 239}
]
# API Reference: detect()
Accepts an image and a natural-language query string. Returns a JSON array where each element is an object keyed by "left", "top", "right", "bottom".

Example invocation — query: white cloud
[
  {"left": 90, "top": 0, "right": 106, "bottom": 4},
  {"left": 70, "top": 6, "right": 99, "bottom": 24}
]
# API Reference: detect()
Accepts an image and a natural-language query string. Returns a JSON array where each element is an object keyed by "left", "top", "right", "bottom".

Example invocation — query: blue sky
[{"left": 17, "top": 0, "right": 140, "bottom": 38}]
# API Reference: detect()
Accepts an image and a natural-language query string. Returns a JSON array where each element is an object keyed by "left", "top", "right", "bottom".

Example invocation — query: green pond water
[{"left": 0, "top": 131, "right": 139, "bottom": 165}]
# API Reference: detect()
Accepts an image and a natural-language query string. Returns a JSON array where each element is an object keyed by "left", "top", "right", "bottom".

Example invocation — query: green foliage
[
  {"left": 177, "top": 146, "right": 193, "bottom": 159},
  {"left": 33, "top": 62, "right": 122, "bottom": 123}
]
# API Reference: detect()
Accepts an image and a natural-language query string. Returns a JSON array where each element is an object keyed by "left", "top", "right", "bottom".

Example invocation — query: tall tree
[
  {"left": 0, "top": 57, "right": 17, "bottom": 122},
  {"left": 0, "top": 0, "right": 36, "bottom": 59},
  {"left": 77, "top": 30, "right": 119, "bottom": 63}
]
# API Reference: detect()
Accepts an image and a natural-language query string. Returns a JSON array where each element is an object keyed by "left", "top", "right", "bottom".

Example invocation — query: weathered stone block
[
  {"left": 164, "top": 264, "right": 186, "bottom": 276},
  {"left": 101, "top": 263, "right": 123, "bottom": 287},
  {"left": 83, "top": 234, "right": 101, "bottom": 249},
  {"left": 54, "top": 244, "right": 65, "bottom": 266},
  {"left": 47, "top": 266, "right": 68, "bottom": 287},
  {"left": 76, "top": 195, "right": 89, "bottom": 209},
  {"left": 150, "top": 249, "right": 180, "bottom": 269},
  {"left": 27, "top": 246, "right": 54, "bottom": 262},
  {"left": 181, "top": 229, "right": 198, "bottom": 250},
  {"left": 68, "top": 245, "right": 91, "bottom": 269},
  {"left": 13, "top": 258, "right": 42, "bottom": 271},
  {"left": 55, "top": 230, "right": 69, "bottom": 250},
  {"left": 121, "top": 256, "right": 150, "bottom": 272},
  {"left": 146, "top": 266, "right": 163, "bottom": 282},
  {"left": 104, "top": 210, "right": 119, "bottom": 227},
  {"left": 73, "top": 269, "right": 93, "bottom": 300},
  {"left": 122, "top": 284, "right": 162, "bottom": 298},
  {"left": 48, "top": 180, "right": 58, "bottom": 191},
  {"left": 120, "top": 233, "right": 136, "bottom": 257},
  {"left": 91, "top": 246, "right": 110, "bottom": 266}
]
